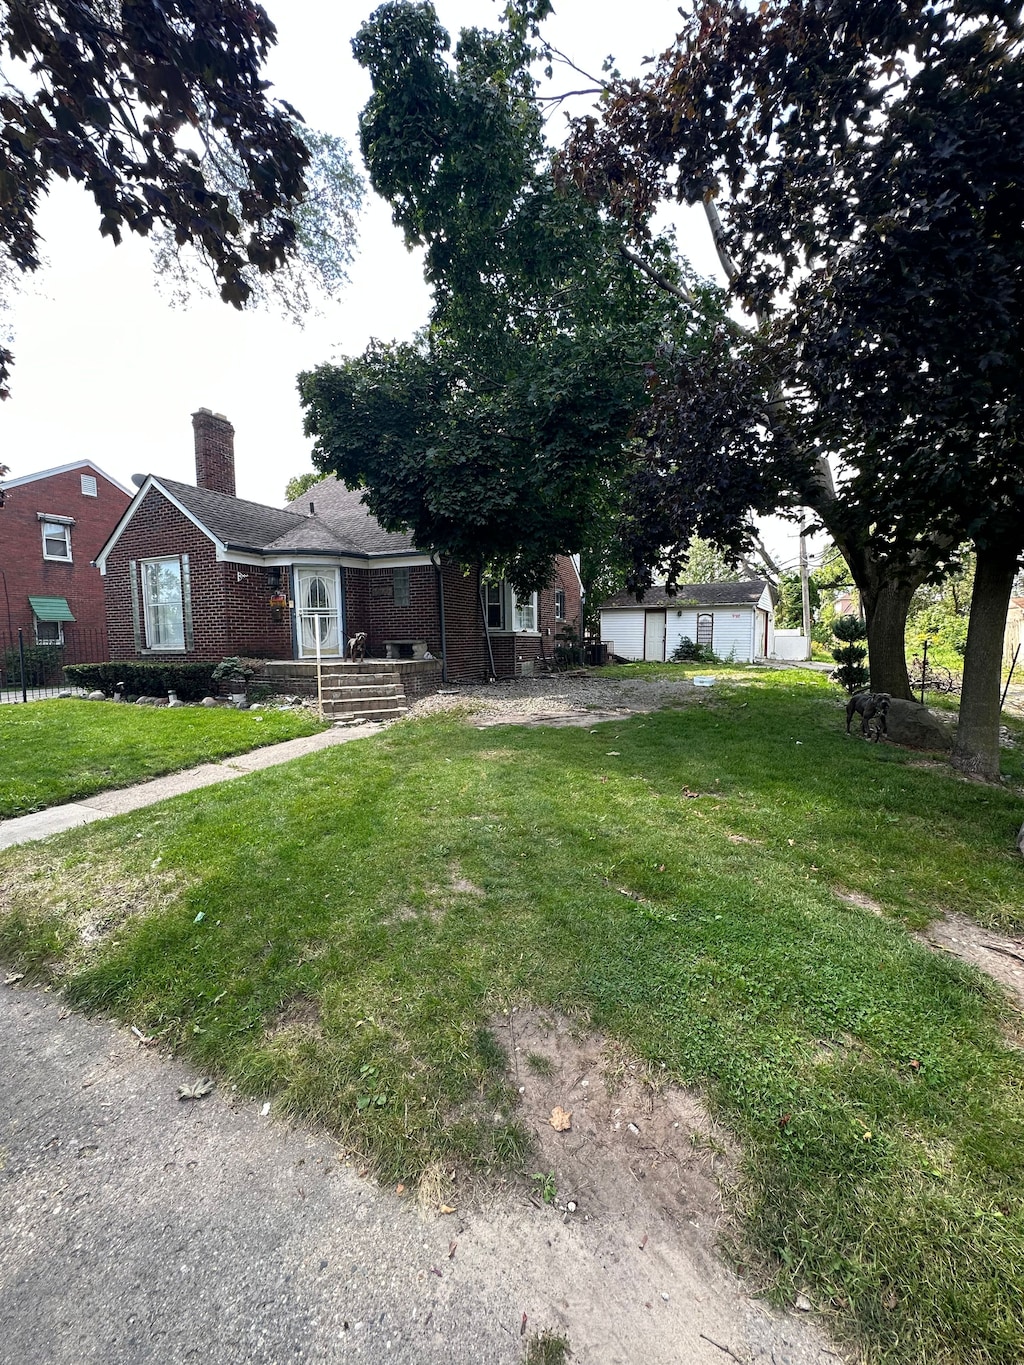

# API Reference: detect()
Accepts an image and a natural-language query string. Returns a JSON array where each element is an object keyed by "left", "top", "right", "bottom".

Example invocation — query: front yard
[
  {"left": 0, "top": 700, "right": 326, "bottom": 818},
  {"left": 1, "top": 670, "right": 1022, "bottom": 1363}
]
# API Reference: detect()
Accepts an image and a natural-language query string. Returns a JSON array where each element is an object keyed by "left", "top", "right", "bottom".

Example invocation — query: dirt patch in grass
[
  {"left": 919, "top": 912, "right": 1024, "bottom": 1012},
  {"left": 265, "top": 995, "right": 322, "bottom": 1040},
  {"left": 834, "top": 887, "right": 884, "bottom": 915},
  {"left": 483, "top": 1007, "right": 837, "bottom": 1364},
  {"left": 0, "top": 850, "right": 188, "bottom": 965},
  {"left": 502, "top": 1007, "right": 735, "bottom": 1233}
]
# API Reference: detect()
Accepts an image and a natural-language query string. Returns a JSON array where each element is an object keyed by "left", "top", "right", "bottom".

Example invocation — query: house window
[
  {"left": 41, "top": 521, "right": 72, "bottom": 561},
  {"left": 81, "top": 474, "right": 97, "bottom": 497},
  {"left": 485, "top": 582, "right": 504, "bottom": 630},
  {"left": 35, "top": 618, "right": 64, "bottom": 645},
  {"left": 141, "top": 557, "right": 185, "bottom": 650},
  {"left": 555, "top": 589, "right": 566, "bottom": 620},
  {"left": 393, "top": 567, "right": 410, "bottom": 607},
  {"left": 697, "top": 612, "right": 714, "bottom": 648},
  {"left": 512, "top": 591, "right": 537, "bottom": 632}
]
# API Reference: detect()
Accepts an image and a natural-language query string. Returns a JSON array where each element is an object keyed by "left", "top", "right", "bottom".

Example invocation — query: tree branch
[{"left": 618, "top": 243, "right": 693, "bottom": 304}]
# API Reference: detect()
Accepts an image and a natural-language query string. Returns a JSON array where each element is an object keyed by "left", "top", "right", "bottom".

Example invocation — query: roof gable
[{"left": 0, "top": 459, "right": 131, "bottom": 497}]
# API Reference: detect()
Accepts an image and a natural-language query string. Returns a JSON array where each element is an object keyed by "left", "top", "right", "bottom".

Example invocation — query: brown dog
[{"left": 846, "top": 691, "right": 891, "bottom": 741}]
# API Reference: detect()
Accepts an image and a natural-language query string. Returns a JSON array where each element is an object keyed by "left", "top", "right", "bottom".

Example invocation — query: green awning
[{"left": 29, "top": 596, "right": 76, "bottom": 623}]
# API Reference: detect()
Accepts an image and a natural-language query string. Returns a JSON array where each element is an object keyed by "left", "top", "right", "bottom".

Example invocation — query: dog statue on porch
[
  {"left": 846, "top": 691, "right": 891, "bottom": 741},
  {"left": 347, "top": 631, "right": 367, "bottom": 661}
]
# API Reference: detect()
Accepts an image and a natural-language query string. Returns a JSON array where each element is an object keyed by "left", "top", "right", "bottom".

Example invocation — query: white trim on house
[
  {"left": 219, "top": 548, "right": 435, "bottom": 570},
  {"left": 0, "top": 459, "right": 132, "bottom": 496}
]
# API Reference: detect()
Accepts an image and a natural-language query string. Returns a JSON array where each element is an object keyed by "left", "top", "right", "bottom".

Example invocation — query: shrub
[
  {"left": 671, "top": 636, "right": 717, "bottom": 664},
  {"left": 831, "top": 614, "right": 870, "bottom": 694},
  {"left": 2, "top": 644, "right": 64, "bottom": 688},
  {"left": 64, "top": 661, "right": 219, "bottom": 701}
]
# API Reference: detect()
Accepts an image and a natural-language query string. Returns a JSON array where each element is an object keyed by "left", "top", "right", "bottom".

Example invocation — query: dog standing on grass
[{"left": 846, "top": 691, "right": 891, "bottom": 741}]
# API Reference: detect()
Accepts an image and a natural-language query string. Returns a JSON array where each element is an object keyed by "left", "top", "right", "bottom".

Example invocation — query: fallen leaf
[
  {"left": 795, "top": 1293, "right": 812, "bottom": 1312},
  {"left": 778, "top": 1113, "right": 792, "bottom": 1130},
  {"left": 883, "top": 1292, "right": 899, "bottom": 1311},
  {"left": 396, "top": 1183, "right": 406, "bottom": 1195},
  {"left": 639, "top": 1233, "right": 648, "bottom": 1251},
  {"left": 177, "top": 1078, "right": 214, "bottom": 1102},
  {"left": 439, "top": 1203, "right": 456, "bottom": 1215},
  {"left": 448, "top": 1240, "right": 457, "bottom": 1259},
  {"left": 550, "top": 1106, "right": 573, "bottom": 1132},
  {"left": 787, "top": 839, "right": 795, "bottom": 847},
  {"left": 430, "top": 1267, "right": 442, "bottom": 1278},
  {"left": 520, "top": 1312, "right": 528, "bottom": 1336},
  {"left": 909, "top": 1059, "right": 921, "bottom": 1072}
]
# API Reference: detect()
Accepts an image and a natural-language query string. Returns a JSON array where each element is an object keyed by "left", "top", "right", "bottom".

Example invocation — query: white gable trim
[
  {"left": 757, "top": 584, "right": 774, "bottom": 612},
  {"left": 1, "top": 459, "right": 132, "bottom": 496},
  {"left": 94, "top": 477, "right": 225, "bottom": 574},
  {"left": 220, "top": 548, "right": 435, "bottom": 570}
]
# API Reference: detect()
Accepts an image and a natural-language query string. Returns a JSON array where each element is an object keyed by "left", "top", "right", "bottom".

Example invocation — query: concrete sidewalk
[{"left": 0, "top": 723, "right": 381, "bottom": 851}]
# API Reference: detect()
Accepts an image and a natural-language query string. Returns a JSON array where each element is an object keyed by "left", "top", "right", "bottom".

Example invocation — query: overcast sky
[{"left": 0, "top": 0, "right": 810, "bottom": 573}]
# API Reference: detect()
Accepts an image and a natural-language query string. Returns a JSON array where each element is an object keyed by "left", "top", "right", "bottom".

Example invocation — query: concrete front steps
[{"left": 319, "top": 666, "right": 409, "bottom": 723}]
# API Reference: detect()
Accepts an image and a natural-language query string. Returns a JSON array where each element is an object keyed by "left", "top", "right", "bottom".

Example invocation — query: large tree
[
  {"left": 0, "top": 0, "right": 360, "bottom": 396},
  {"left": 564, "top": 0, "right": 1024, "bottom": 746},
  {"left": 300, "top": 1, "right": 718, "bottom": 592}
]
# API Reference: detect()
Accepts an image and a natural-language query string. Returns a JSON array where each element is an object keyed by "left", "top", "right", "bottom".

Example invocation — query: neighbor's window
[
  {"left": 697, "top": 612, "right": 714, "bottom": 648},
  {"left": 555, "top": 589, "right": 566, "bottom": 620},
  {"left": 141, "top": 557, "right": 185, "bottom": 650},
  {"left": 41, "top": 521, "right": 72, "bottom": 560},
  {"left": 512, "top": 591, "right": 537, "bottom": 632},
  {"left": 485, "top": 582, "right": 504, "bottom": 630},
  {"left": 34, "top": 618, "right": 63, "bottom": 645},
  {"left": 80, "top": 474, "right": 97, "bottom": 497},
  {"left": 393, "top": 567, "right": 410, "bottom": 607}
]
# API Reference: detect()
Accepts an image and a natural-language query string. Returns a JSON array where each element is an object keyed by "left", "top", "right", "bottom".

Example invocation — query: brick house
[
  {"left": 0, "top": 460, "right": 132, "bottom": 661},
  {"left": 95, "top": 411, "right": 583, "bottom": 685}
]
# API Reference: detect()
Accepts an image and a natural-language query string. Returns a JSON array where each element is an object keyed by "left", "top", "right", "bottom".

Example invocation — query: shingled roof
[
  {"left": 282, "top": 477, "right": 417, "bottom": 555},
  {"left": 600, "top": 579, "right": 773, "bottom": 609},
  {"left": 152, "top": 475, "right": 419, "bottom": 558}
]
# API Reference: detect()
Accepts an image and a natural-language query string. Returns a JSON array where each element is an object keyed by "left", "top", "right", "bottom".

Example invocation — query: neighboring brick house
[
  {"left": 95, "top": 410, "right": 583, "bottom": 684},
  {"left": 0, "top": 460, "right": 132, "bottom": 660}
]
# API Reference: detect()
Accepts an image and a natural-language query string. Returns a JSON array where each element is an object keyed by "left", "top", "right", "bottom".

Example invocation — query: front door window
[{"left": 297, "top": 569, "right": 341, "bottom": 657}]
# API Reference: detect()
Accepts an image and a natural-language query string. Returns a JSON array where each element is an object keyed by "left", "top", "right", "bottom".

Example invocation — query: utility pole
[{"left": 798, "top": 519, "right": 812, "bottom": 660}]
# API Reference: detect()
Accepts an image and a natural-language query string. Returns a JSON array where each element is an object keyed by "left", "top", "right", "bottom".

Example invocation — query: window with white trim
[
  {"left": 34, "top": 618, "right": 64, "bottom": 645},
  {"left": 41, "top": 521, "right": 72, "bottom": 561},
  {"left": 512, "top": 590, "right": 537, "bottom": 632},
  {"left": 555, "top": 589, "right": 566, "bottom": 620},
  {"left": 141, "top": 557, "right": 185, "bottom": 650},
  {"left": 485, "top": 582, "right": 504, "bottom": 630}
]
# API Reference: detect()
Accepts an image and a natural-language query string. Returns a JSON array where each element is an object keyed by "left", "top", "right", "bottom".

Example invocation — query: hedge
[
  {"left": 2, "top": 644, "right": 64, "bottom": 688},
  {"left": 64, "top": 661, "right": 219, "bottom": 701}
]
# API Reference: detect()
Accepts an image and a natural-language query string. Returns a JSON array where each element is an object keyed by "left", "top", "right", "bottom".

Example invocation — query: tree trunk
[
  {"left": 860, "top": 577, "right": 917, "bottom": 699},
  {"left": 951, "top": 543, "right": 1019, "bottom": 780}
]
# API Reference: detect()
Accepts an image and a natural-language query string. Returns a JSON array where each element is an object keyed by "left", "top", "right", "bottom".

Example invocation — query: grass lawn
[
  {"left": 0, "top": 699, "right": 326, "bottom": 818},
  {"left": 1, "top": 671, "right": 1023, "bottom": 1363}
]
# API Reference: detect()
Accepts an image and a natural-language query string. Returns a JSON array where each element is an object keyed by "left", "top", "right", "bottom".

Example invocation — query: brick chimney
[{"left": 192, "top": 408, "right": 236, "bottom": 496}]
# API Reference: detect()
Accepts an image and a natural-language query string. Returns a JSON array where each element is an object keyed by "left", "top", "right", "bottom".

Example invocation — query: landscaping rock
[
  {"left": 58, "top": 690, "right": 73, "bottom": 699},
  {"left": 86, "top": 690, "right": 105, "bottom": 701},
  {"left": 200, "top": 696, "right": 218, "bottom": 707},
  {"left": 167, "top": 699, "right": 185, "bottom": 709},
  {"left": 1017, "top": 822, "right": 1024, "bottom": 857},
  {"left": 885, "top": 699, "right": 953, "bottom": 750}
]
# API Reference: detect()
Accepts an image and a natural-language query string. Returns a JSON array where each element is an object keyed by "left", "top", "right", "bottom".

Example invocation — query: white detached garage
[{"left": 599, "top": 579, "right": 777, "bottom": 663}]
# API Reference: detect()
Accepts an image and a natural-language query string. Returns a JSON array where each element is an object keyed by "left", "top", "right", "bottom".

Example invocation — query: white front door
[
  {"left": 644, "top": 611, "right": 666, "bottom": 662},
  {"left": 296, "top": 567, "right": 342, "bottom": 658}
]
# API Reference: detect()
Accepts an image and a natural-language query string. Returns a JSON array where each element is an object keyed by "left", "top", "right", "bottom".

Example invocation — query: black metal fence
[{"left": 0, "top": 627, "right": 109, "bottom": 702}]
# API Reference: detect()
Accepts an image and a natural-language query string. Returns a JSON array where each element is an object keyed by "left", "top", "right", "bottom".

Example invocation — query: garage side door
[{"left": 644, "top": 610, "right": 666, "bottom": 662}]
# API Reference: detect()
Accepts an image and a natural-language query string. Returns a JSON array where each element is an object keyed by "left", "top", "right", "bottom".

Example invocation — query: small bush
[
  {"left": 2, "top": 644, "right": 64, "bottom": 688},
  {"left": 671, "top": 636, "right": 717, "bottom": 664},
  {"left": 64, "top": 661, "right": 219, "bottom": 701},
  {"left": 831, "top": 614, "right": 870, "bottom": 694}
]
